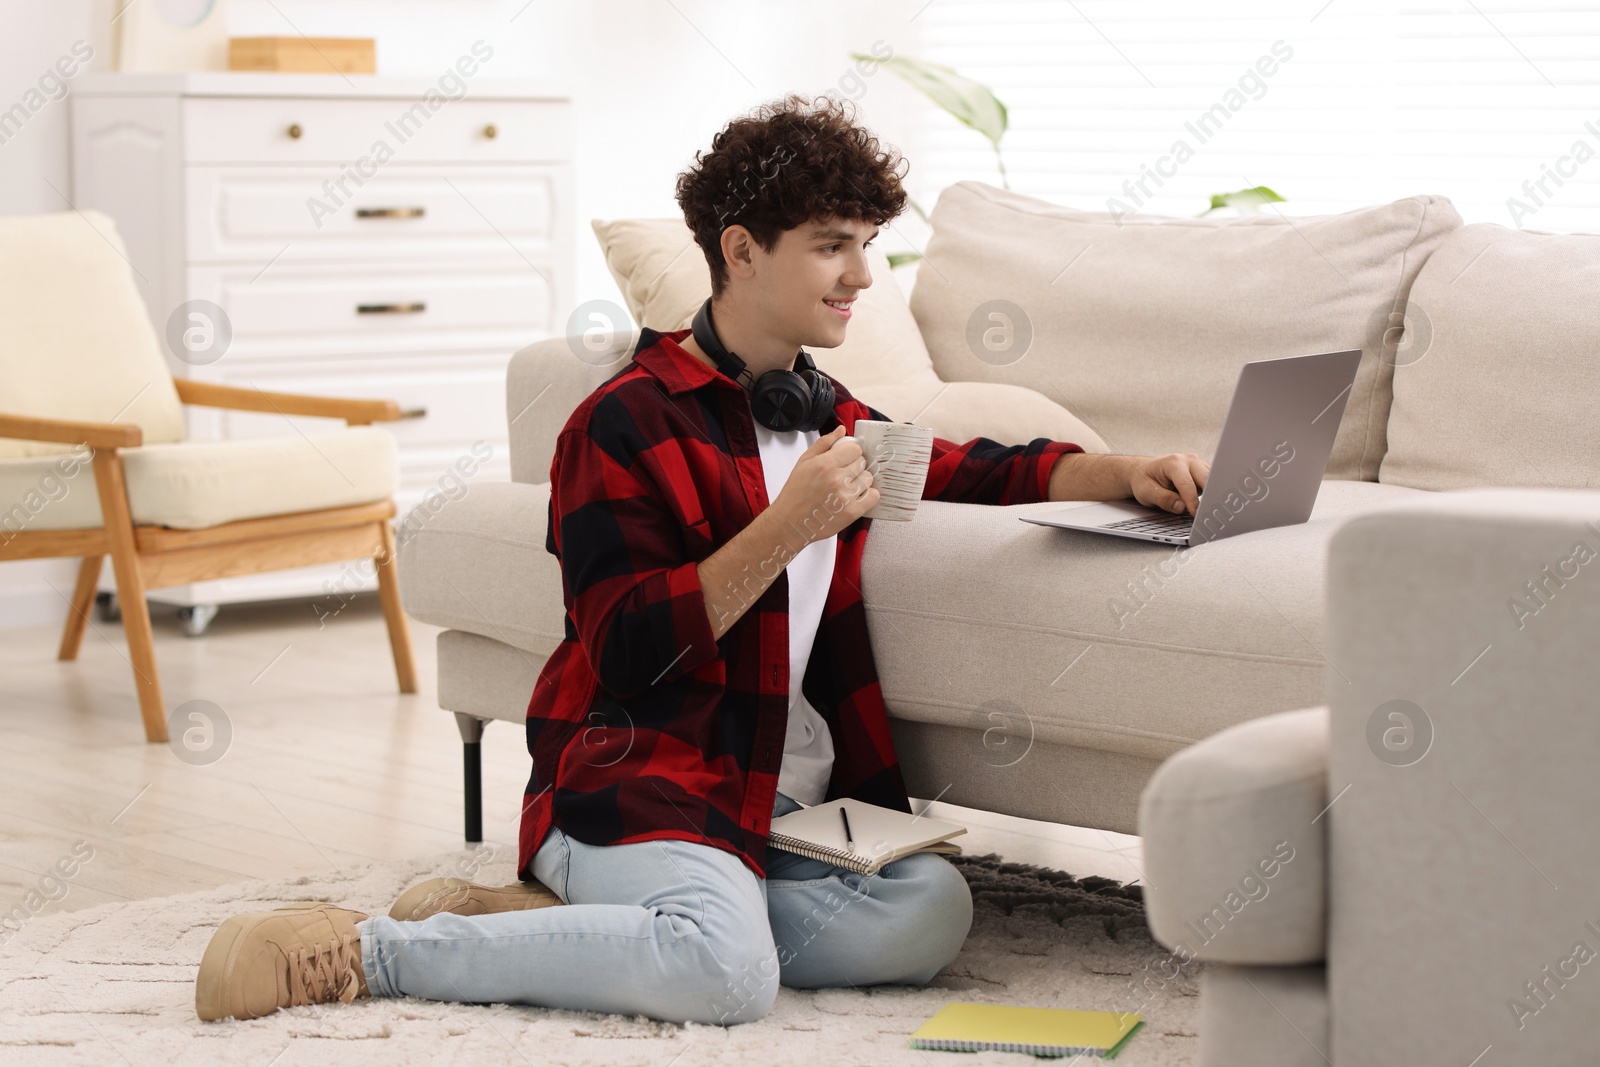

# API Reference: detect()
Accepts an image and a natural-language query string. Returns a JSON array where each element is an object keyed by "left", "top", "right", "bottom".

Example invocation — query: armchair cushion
[
  {"left": 0, "top": 427, "right": 396, "bottom": 531},
  {"left": 1139, "top": 707, "right": 1329, "bottom": 965},
  {"left": 0, "top": 210, "right": 186, "bottom": 459}
]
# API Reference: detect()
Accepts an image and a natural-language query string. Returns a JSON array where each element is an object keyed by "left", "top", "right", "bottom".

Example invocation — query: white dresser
[{"left": 70, "top": 72, "right": 573, "bottom": 617}]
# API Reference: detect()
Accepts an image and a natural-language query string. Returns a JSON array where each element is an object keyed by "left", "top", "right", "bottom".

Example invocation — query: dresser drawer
[
  {"left": 190, "top": 261, "right": 556, "bottom": 359},
  {"left": 186, "top": 165, "right": 565, "bottom": 262},
  {"left": 183, "top": 96, "right": 572, "bottom": 164},
  {"left": 186, "top": 351, "right": 514, "bottom": 464}
]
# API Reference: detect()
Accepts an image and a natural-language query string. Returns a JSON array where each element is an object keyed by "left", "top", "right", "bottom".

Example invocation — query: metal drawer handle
[
  {"left": 483, "top": 123, "right": 498, "bottom": 139},
  {"left": 355, "top": 207, "right": 426, "bottom": 219},
  {"left": 287, "top": 123, "right": 303, "bottom": 139},
  {"left": 356, "top": 302, "right": 427, "bottom": 315}
]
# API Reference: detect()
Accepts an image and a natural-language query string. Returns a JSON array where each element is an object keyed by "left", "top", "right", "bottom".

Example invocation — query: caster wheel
[
  {"left": 177, "top": 604, "right": 220, "bottom": 637},
  {"left": 95, "top": 591, "right": 121, "bottom": 623}
]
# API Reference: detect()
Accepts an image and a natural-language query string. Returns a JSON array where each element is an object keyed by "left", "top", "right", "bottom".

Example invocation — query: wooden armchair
[{"left": 0, "top": 210, "right": 417, "bottom": 744}]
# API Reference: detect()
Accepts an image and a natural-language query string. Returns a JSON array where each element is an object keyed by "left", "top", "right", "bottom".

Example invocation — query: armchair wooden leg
[
  {"left": 58, "top": 555, "right": 104, "bottom": 661},
  {"left": 374, "top": 518, "right": 417, "bottom": 694},
  {"left": 91, "top": 451, "right": 168, "bottom": 744}
]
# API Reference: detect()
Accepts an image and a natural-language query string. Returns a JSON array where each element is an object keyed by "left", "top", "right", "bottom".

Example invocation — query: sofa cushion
[
  {"left": 591, "top": 216, "right": 942, "bottom": 390},
  {"left": 908, "top": 181, "right": 1464, "bottom": 481},
  {"left": 1140, "top": 707, "right": 1329, "bottom": 965},
  {"left": 1381, "top": 223, "right": 1600, "bottom": 490},
  {"left": 0, "top": 427, "right": 396, "bottom": 532},
  {"left": 0, "top": 210, "right": 187, "bottom": 459},
  {"left": 850, "top": 379, "right": 1109, "bottom": 454},
  {"left": 857, "top": 479, "right": 1426, "bottom": 764}
]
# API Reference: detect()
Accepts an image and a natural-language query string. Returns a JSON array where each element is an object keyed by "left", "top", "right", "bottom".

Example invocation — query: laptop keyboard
[{"left": 1102, "top": 512, "right": 1195, "bottom": 538}]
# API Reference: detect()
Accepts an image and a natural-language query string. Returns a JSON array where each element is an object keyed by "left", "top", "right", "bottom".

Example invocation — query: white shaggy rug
[{"left": 0, "top": 846, "right": 1200, "bottom": 1065}]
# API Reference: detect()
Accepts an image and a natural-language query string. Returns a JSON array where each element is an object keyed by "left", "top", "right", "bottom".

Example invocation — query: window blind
[{"left": 908, "top": 0, "right": 1600, "bottom": 233}]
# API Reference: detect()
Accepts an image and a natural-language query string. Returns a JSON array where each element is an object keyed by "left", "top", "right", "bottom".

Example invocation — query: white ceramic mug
[{"left": 847, "top": 420, "right": 933, "bottom": 521}]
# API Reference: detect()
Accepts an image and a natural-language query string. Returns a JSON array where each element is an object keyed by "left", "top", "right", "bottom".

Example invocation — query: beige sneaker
[
  {"left": 195, "top": 903, "right": 370, "bottom": 1022},
  {"left": 388, "top": 877, "right": 565, "bottom": 922}
]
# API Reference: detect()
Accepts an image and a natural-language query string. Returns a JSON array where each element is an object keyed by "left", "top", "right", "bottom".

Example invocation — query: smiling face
[
  {"left": 750, "top": 215, "right": 878, "bottom": 350},
  {"left": 678, "top": 214, "right": 883, "bottom": 383}
]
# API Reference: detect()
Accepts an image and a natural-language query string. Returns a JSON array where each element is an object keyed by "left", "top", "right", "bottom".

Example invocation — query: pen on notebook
[{"left": 841, "top": 807, "right": 855, "bottom": 853}]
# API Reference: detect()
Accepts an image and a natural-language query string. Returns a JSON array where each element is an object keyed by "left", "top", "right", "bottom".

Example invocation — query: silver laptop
[{"left": 1019, "top": 349, "right": 1362, "bottom": 546}]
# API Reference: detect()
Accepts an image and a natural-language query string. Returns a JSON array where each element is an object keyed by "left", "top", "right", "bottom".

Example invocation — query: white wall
[
  {"left": 0, "top": 0, "right": 101, "bottom": 625},
  {"left": 0, "top": 0, "right": 937, "bottom": 627}
]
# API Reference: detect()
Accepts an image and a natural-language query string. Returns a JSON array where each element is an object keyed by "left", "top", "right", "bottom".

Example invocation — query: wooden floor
[{"left": 0, "top": 595, "right": 1143, "bottom": 918}]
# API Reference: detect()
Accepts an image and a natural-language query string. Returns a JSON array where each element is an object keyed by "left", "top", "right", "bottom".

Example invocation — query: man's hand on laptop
[
  {"left": 1045, "top": 451, "right": 1210, "bottom": 515},
  {"left": 1129, "top": 452, "right": 1210, "bottom": 515}
]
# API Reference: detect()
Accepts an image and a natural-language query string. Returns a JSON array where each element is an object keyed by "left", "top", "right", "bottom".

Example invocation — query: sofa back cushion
[
  {"left": 908, "top": 182, "right": 1464, "bottom": 481},
  {"left": 0, "top": 210, "right": 186, "bottom": 458},
  {"left": 590, "top": 217, "right": 943, "bottom": 390},
  {"left": 1380, "top": 223, "right": 1600, "bottom": 490}
]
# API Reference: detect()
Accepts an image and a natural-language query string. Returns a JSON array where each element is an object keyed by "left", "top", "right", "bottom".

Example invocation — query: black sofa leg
[{"left": 454, "top": 712, "right": 488, "bottom": 843}]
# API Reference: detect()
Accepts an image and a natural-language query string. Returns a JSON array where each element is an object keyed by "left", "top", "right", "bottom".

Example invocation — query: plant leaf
[
  {"left": 853, "top": 52, "right": 1008, "bottom": 149},
  {"left": 1206, "top": 186, "right": 1286, "bottom": 214}
]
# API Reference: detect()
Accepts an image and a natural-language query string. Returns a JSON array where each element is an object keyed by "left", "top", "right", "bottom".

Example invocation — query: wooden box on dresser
[{"left": 69, "top": 71, "right": 574, "bottom": 623}]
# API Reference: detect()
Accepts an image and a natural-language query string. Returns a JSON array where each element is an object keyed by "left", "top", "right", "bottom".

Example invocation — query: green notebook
[{"left": 908, "top": 1002, "right": 1143, "bottom": 1059}]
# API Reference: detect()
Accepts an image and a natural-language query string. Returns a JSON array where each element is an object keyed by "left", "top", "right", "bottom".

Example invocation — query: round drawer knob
[
  {"left": 287, "top": 123, "right": 303, "bottom": 140},
  {"left": 482, "top": 123, "right": 498, "bottom": 140}
]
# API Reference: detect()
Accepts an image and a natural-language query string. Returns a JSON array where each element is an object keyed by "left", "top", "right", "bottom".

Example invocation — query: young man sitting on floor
[{"left": 193, "top": 91, "right": 1210, "bottom": 1026}]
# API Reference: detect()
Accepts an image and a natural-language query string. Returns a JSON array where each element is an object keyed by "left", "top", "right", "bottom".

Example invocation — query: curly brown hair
[{"left": 675, "top": 92, "right": 909, "bottom": 298}]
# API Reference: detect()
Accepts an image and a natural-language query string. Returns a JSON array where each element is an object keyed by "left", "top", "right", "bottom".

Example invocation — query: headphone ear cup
[
  {"left": 802, "top": 369, "right": 835, "bottom": 432},
  {"left": 751, "top": 372, "right": 813, "bottom": 433}
]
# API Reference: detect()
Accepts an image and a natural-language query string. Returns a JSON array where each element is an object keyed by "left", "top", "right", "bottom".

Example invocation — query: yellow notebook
[{"left": 908, "top": 1002, "right": 1144, "bottom": 1059}]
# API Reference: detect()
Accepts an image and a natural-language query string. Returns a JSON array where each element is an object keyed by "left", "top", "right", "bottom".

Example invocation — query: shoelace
[{"left": 286, "top": 931, "right": 365, "bottom": 1007}]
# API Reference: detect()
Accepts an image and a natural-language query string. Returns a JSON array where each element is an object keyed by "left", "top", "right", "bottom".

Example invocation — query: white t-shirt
[{"left": 753, "top": 420, "right": 838, "bottom": 808}]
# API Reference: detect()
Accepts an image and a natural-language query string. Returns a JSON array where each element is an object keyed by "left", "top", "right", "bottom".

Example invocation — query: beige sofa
[
  {"left": 399, "top": 180, "right": 1593, "bottom": 851},
  {"left": 1139, "top": 489, "right": 1600, "bottom": 1067},
  {"left": 1138, "top": 227, "right": 1600, "bottom": 1058}
]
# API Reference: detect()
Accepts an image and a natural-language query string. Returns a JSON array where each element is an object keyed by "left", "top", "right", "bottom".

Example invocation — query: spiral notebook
[
  {"left": 766, "top": 797, "right": 966, "bottom": 876},
  {"left": 908, "top": 1003, "right": 1144, "bottom": 1059}
]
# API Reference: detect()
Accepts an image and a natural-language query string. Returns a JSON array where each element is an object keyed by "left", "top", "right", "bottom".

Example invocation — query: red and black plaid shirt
[{"left": 517, "top": 328, "right": 1083, "bottom": 880}]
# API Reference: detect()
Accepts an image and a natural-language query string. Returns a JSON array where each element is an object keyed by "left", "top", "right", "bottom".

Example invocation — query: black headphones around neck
[{"left": 691, "top": 297, "right": 836, "bottom": 433}]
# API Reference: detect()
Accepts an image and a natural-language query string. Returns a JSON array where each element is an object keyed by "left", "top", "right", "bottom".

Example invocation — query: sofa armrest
[
  {"left": 1325, "top": 488, "right": 1600, "bottom": 1060},
  {"left": 395, "top": 480, "right": 565, "bottom": 656},
  {"left": 1139, "top": 706, "right": 1329, "bottom": 965},
  {"left": 506, "top": 334, "right": 637, "bottom": 485},
  {"left": 1200, "top": 964, "right": 1330, "bottom": 1067}
]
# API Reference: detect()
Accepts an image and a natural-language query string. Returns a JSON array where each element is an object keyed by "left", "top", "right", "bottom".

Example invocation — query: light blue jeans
[{"left": 356, "top": 792, "right": 973, "bottom": 1025}]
